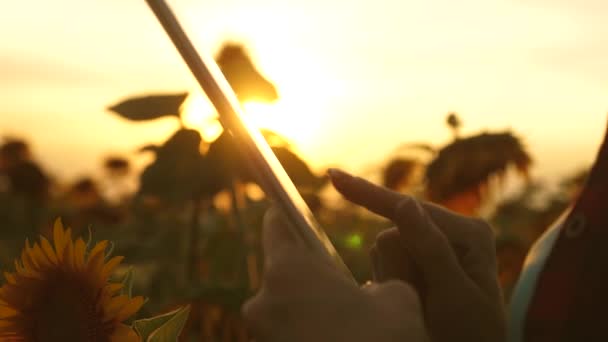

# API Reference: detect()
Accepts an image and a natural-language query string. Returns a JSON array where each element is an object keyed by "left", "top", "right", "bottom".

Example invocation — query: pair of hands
[{"left": 243, "top": 169, "right": 506, "bottom": 342}]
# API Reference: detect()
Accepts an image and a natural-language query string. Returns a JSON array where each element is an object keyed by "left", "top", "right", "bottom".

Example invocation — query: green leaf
[
  {"left": 121, "top": 267, "right": 135, "bottom": 298},
  {"left": 107, "top": 93, "right": 188, "bottom": 121},
  {"left": 133, "top": 306, "right": 190, "bottom": 342},
  {"left": 272, "top": 146, "right": 327, "bottom": 190},
  {"left": 138, "top": 129, "right": 222, "bottom": 204}
]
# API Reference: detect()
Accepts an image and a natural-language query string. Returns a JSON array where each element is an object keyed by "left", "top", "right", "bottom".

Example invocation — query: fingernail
[{"left": 327, "top": 168, "right": 353, "bottom": 184}]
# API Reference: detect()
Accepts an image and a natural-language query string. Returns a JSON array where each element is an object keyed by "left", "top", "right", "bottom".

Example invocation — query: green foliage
[
  {"left": 133, "top": 306, "right": 191, "bottom": 342},
  {"left": 382, "top": 158, "right": 419, "bottom": 190},
  {"left": 272, "top": 146, "right": 327, "bottom": 191},
  {"left": 137, "top": 128, "right": 326, "bottom": 206},
  {"left": 380, "top": 116, "right": 532, "bottom": 207},
  {"left": 187, "top": 286, "right": 251, "bottom": 311},
  {"left": 425, "top": 131, "right": 532, "bottom": 202},
  {"left": 204, "top": 131, "right": 252, "bottom": 184},
  {"left": 207, "top": 131, "right": 326, "bottom": 188},
  {"left": 107, "top": 93, "right": 188, "bottom": 121},
  {"left": 491, "top": 182, "right": 570, "bottom": 245},
  {"left": 138, "top": 129, "right": 213, "bottom": 204}
]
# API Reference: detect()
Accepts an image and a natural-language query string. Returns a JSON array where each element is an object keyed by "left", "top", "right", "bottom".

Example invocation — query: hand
[
  {"left": 243, "top": 207, "right": 427, "bottom": 342},
  {"left": 329, "top": 169, "right": 506, "bottom": 342}
]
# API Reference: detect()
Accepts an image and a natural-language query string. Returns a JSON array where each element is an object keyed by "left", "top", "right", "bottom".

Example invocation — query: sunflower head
[{"left": 0, "top": 219, "right": 144, "bottom": 342}]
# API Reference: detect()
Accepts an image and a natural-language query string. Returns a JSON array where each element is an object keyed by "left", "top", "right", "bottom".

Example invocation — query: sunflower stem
[{"left": 186, "top": 196, "right": 202, "bottom": 284}]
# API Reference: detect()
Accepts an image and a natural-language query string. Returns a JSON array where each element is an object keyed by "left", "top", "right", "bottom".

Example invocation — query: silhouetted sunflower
[{"left": 0, "top": 219, "right": 143, "bottom": 341}]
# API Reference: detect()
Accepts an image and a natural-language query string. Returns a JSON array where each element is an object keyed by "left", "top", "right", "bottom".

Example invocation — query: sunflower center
[{"left": 29, "top": 272, "right": 111, "bottom": 342}]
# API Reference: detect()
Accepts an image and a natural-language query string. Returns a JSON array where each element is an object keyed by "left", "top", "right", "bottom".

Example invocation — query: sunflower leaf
[
  {"left": 120, "top": 267, "right": 135, "bottom": 298},
  {"left": 85, "top": 224, "right": 93, "bottom": 251},
  {"left": 133, "top": 310, "right": 176, "bottom": 340},
  {"left": 146, "top": 305, "right": 190, "bottom": 342},
  {"left": 107, "top": 93, "right": 189, "bottom": 121},
  {"left": 133, "top": 305, "right": 190, "bottom": 342},
  {"left": 104, "top": 241, "right": 115, "bottom": 261}
]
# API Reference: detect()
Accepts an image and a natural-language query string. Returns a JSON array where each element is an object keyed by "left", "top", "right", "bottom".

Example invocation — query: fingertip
[
  {"left": 328, "top": 168, "right": 354, "bottom": 192},
  {"left": 375, "top": 227, "right": 401, "bottom": 247}
]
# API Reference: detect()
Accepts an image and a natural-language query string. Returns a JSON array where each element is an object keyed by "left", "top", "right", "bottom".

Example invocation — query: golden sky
[{"left": 1, "top": 0, "right": 606, "bottom": 184}]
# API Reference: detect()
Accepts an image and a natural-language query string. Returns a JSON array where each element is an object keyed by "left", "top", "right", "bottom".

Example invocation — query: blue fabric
[{"left": 507, "top": 210, "right": 569, "bottom": 342}]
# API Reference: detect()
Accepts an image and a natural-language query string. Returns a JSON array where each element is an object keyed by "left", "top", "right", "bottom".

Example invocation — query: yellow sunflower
[{"left": 0, "top": 219, "right": 144, "bottom": 341}]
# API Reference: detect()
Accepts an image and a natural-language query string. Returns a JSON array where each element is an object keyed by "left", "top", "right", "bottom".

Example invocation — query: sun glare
[
  {"left": 243, "top": 100, "right": 321, "bottom": 148},
  {"left": 182, "top": 92, "right": 325, "bottom": 153},
  {"left": 182, "top": 95, "right": 223, "bottom": 142}
]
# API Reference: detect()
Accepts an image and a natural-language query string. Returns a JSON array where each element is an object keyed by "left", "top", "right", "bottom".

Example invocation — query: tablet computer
[{"left": 145, "top": 0, "right": 354, "bottom": 281}]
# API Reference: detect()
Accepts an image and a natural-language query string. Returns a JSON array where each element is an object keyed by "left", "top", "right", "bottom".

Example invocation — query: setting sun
[
  {"left": 242, "top": 100, "right": 322, "bottom": 147},
  {"left": 182, "top": 95, "right": 223, "bottom": 143},
  {"left": 182, "top": 90, "right": 330, "bottom": 166}
]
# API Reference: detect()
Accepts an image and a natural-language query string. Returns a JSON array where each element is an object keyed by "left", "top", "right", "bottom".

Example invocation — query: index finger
[
  {"left": 328, "top": 168, "right": 482, "bottom": 244},
  {"left": 328, "top": 168, "right": 405, "bottom": 220},
  {"left": 329, "top": 169, "right": 463, "bottom": 277},
  {"left": 329, "top": 168, "right": 498, "bottom": 293}
]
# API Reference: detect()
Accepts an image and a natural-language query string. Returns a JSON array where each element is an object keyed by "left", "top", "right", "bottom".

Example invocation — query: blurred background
[{"left": 1, "top": 0, "right": 606, "bottom": 340}]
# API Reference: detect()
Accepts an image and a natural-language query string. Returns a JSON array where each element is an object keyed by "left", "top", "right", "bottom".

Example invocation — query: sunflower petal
[
  {"left": 114, "top": 296, "right": 145, "bottom": 322},
  {"left": 0, "top": 319, "right": 17, "bottom": 330},
  {"left": 53, "top": 218, "right": 67, "bottom": 259},
  {"left": 20, "top": 249, "right": 38, "bottom": 275},
  {"left": 14, "top": 260, "right": 41, "bottom": 280},
  {"left": 104, "top": 295, "right": 130, "bottom": 319},
  {"left": 62, "top": 238, "right": 75, "bottom": 271},
  {"left": 0, "top": 285, "right": 29, "bottom": 310},
  {"left": 0, "top": 306, "right": 19, "bottom": 319},
  {"left": 0, "top": 335, "right": 24, "bottom": 342},
  {"left": 22, "top": 240, "right": 40, "bottom": 271},
  {"left": 87, "top": 240, "right": 109, "bottom": 266},
  {"left": 74, "top": 238, "right": 86, "bottom": 270},
  {"left": 87, "top": 243, "right": 109, "bottom": 285},
  {"left": 3, "top": 273, "right": 16, "bottom": 286},
  {"left": 102, "top": 256, "right": 124, "bottom": 280},
  {"left": 105, "top": 283, "right": 123, "bottom": 296},
  {"left": 39, "top": 237, "right": 58, "bottom": 265},
  {"left": 29, "top": 243, "right": 52, "bottom": 271},
  {"left": 58, "top": 228, "right": 73, "bottom": 263}
]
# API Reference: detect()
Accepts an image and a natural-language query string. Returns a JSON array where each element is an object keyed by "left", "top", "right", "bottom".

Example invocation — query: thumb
[
  {"left": 262, "top": 206, "right": 303, "bottom": 267},
  {"left": 365, "top": 280, "right": 422, "bottom": 314},
  {"left": 364, "top": 281, "right": 428, "bottom": 341}
]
